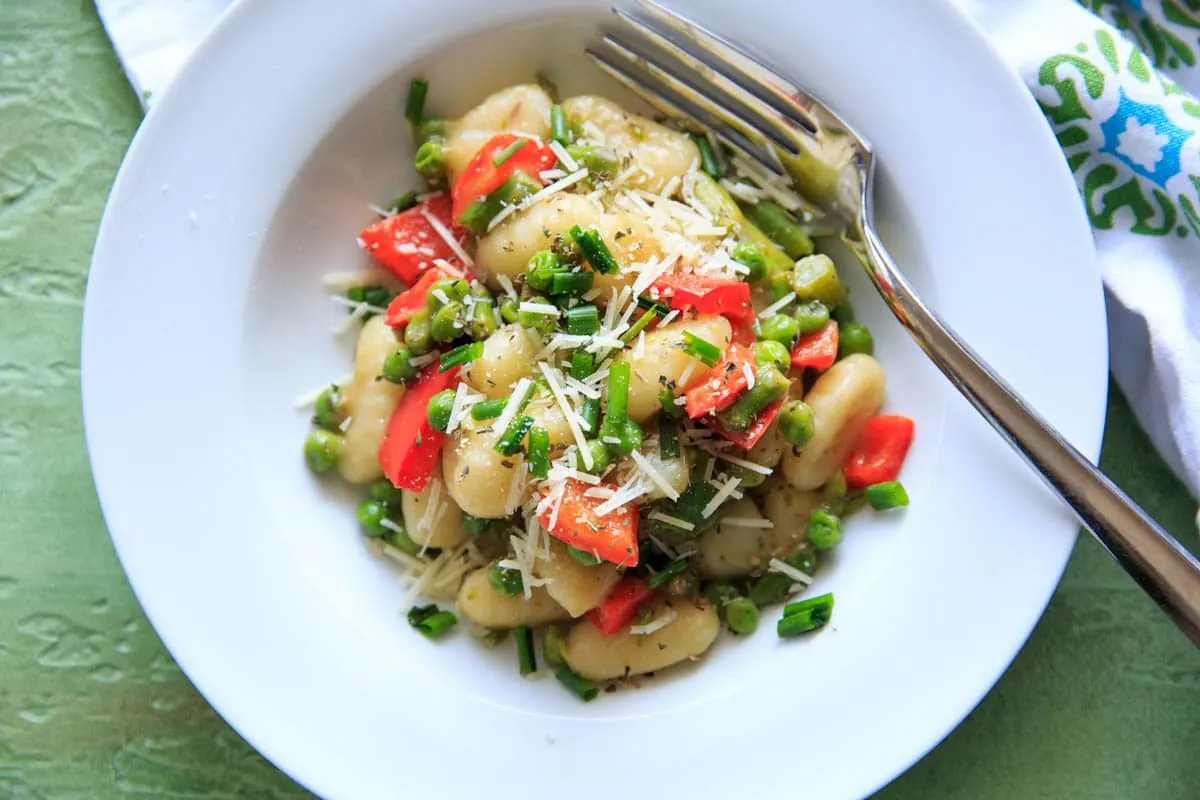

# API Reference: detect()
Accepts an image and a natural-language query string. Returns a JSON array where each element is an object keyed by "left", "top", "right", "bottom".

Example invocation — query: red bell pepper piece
[
  {"left": 684, "top": 343, "right": 756, "bottom": 419},
  {"left": 358, "top": 194, "right": 467, "bottom": 285},
  {"left": 652, "top": 273, "right": 753, "bottom": 323},
  {"left": 790, "top": 321, "right": 839, "bottom": 371},
  {"left": 537, "top": 479, "right": 639, "bottom": 567},
  {"left": 451, "top": 133, "right": 557, "bottom": 220},
  {"left": 378, "top": 362, "right": 461, "bottom": 492},
  {"left": 384, "top": 266, "right": 451, "bottom": 328},
  {"left": 712, "top": 399, "right": 783, "bottom": 450},
  {"left": 843, "top": 415, "right": 915, "bottom": 489},
  {"left": 585, "top": 575, "right": 655, "bottom": 636}
]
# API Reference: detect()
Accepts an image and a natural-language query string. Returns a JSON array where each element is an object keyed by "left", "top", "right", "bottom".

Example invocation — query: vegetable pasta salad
[{"left": 298, "top": 78, "right": 914, "bottom": 700}]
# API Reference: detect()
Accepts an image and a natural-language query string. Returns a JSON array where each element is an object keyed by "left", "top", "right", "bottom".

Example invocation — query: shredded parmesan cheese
[
  {"left": 630, "top": 608, "right": 677, "bottom": 636},
  {"left": 768, "top": 557, "right": 813, "bottom": 585}
]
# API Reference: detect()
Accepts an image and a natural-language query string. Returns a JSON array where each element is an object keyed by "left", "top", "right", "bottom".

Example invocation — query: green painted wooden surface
[{"left": 1, "top": 2, "right": 1197, "bottom": 797}]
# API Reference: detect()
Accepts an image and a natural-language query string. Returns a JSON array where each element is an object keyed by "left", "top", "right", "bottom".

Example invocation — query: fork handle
[{"left": 858, "top": 219, "right": 1200, "bottom": 647}]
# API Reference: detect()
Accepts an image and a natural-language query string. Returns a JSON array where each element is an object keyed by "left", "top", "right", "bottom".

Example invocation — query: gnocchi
[{"left": 301, "top": 79, "right": 912, "bottom": 702}]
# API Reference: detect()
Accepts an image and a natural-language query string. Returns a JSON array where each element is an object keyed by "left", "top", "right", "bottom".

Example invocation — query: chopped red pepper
[
  {"left": 358, "top": 194, "right": 467, "bottom": 285},
  {"left": 537, "top": 479, "right": 639, "bottom": 568},
  {"left": 585, "top": 576, "right": 655, "bottom": 636},
  {"left": 712, "top": 399, "right": 783, "bottom": 450},
  {"left": 843, "top": 415, "right": 915, "bottom": 489},
  {"left": 378, "top": 362, "right": 461, "bottom": 492},
  {"left": 652, "top": 273, "right": 753, "bottom": 323},
  {"left": 451, "top": 134, "right": 557, "bottom": 220},
  {"left": 790, "top": 321, "right": 839, "bottom": 371},
  {"left": 384, "top": 266, "right": 451, "bottom": 328},
  {"left": 684, "top": 343, "right": 756, "bottom": 419}
]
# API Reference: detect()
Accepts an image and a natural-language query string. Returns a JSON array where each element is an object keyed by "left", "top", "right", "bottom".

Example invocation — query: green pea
[
  {"left": 728, "top": 463, "right": 769, "bottom": 489},
  {"left": 752, "top": 340, "right": 790, "bottom": 371},
  {"left": 703, "top": 580, "right": 740, "bottom": 613},
  {"left": 369, "top": 479, "right": 406, "bottom": 505},
  {"left": 575, "top": 440, "right": 611, "bottom": 474},
  {"left": 604, "top": 417, "right": 642, "bottom": 456},
  {"left": 487, "top": 563, "right": 524, "bottom": 597},
  {"left": 758, "top": 314, "right": 800, "bottom": 347},
  {"left": 791, "top": 254, "right": 844, "bottom": 308},
  {"left": 838, "top": 322, "right": 874, "bottom": 358},
  {"left": 404, "top": 308, "right": 433, "bottom": 354},
  {"left": 807, "top": 508, "right": 843, "bottom": 550},
  {"left": 382, "top": 346, "right": 416, "bottom": 383},
  {"left": 525, "top": 250, "right": 563, "bottom": 292},
  {"left": 430, "top": 302, "right": 464, "bottom": 342},
  {"left": 304, "top": 429, "right": 343, "bottom": 472},
  {"left": 793, "top": 300, "right": 830, "bottom": 335},
  {"left": 467, "top": 299, "right": 500, "bottom": 340},
  {"left": 822, "top": 470, "right": 849, "bottom": 510},
  {"left": 724, "top": 597, "right": 759, "bottom": 635},
  {"left": 499, "top": 297, "right": 520, "bottom": 323},
  {"left": 567, "top": 545, "right": 602, "bottom": 566},
  {"left": 356, "top": 498, "right": 391, "bottom": 537},
  {"left": 732, "top": 242, "right": 767, "bottom": 282},
  {"left": 426, "top": 389, "right": 456, "bottom": 432},
  {"left": 518, "top": 295, "right": 558, "bottom": 335},
  {"left": 543, "top": 626, "right": 568, "bottom": 668},
  {"left": 830, "top": 299, "right": 854, "bottom": 324},
  {"left": 312, "top": 385, "right": 346, "bottom": 429},
  {"left": 462, "top": 513, "right": 496, "bottom": 536},
  {"left": 385, "top": 522, "right": 423, "bottom": 556},
  {"left": 426, "top": 279, "right": 459, "bottom": 311},
  {"left": 779, "top": 400, "right": 815, "bottom": 448}
]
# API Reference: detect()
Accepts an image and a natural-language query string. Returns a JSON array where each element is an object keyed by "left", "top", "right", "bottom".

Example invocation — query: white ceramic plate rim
[{"left": 82, "top": 1, "right": 1107, "bottom": 798}]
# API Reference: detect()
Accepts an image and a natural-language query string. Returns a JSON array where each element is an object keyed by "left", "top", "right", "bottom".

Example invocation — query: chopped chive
[
  {"left": 569, "top": 225, "right": 620, "bottom": 274},
  {"left": 404, "top": 78, "right": 428, "bottom": 125},
  {"left": 566, "top": 304, "right": 601, "bottom": 335},
  {"left": 569, "top": 350, "right": 595, "bottom": 381},
  {"left": 550, "top": 104, "right": 569, "bottom": 146},
  {"left": 440, "top": 341, "right": 483, "bottom": 371},
  {"left": 606, "top": 361, "right": 631, "bottom": 423},
  {"left": 495, "top": 415, "right": 535, "bottom": 456},
  {"left": 515, "top": 625, "right": 537, "bottom": 675},
  {"left": 682, "top": 331, "right": 722, "bottom": 366},
  {"left": 636, "top": 294, "right": 670, "bottom": 315},
  {"left": 865, "top": 481, "right": 909, "bottom": 510},
  {"left": 550, "top": 270, "right": 595, "bottom": 296},
  {"left": 471, "top": 398, "right": 507, "bottom": 421},
  {"left": 391, "top": 190, "right": 420, "bottom": 213},
  {"left": 579, "top": 398, "right": 600, "bottom": 434},
  {"left": 659, "top": 386, "right": 684, "bottom": 421},
  {"left": 543, "top": 626, "right": 567, "bottom": 668},
  {"left": 778, "top": 592, "right": 834, "bottom": 637},
  {"left": 555, "top": 665, "right": 599, "bottom": 701},
  {"left": 648, "top": 558, "right": 687, "bottom": 589},
  {"left": 567, "top": 544, "right": 603, "bottom": 566},
  {"left": 618, "top": 307, "right": 659, "bottom": 344},
  {"left": 691, "top": 134, "right": 723, "bottom": 179},
  {"left": 492, "top": 137, "right": 529, "bottom": 167},
  {"left": 407, "top": 604, "right": 457, "bottom": 638},
  {"left": 528, "top": 426, "right": 550, "bottom": 478},
  {"left": 658, "top": 418, "right": 680, "bottom": 459}
]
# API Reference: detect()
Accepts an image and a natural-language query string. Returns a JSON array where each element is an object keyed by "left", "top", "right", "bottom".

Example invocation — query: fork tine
[
  {"left": 632, "top": 0, "right": 821, "bottom": 135},
  {"left": 608, "top": 11, "right": 802, "bottom": 157},
  {"left": 585, "top": 42, "right": 787, "bottom": 176}
]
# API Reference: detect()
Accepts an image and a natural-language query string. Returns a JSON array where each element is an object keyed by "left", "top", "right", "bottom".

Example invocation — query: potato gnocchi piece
[
  {"left": 562, "top": 95, "right": 696, "bottom": 194},
  {"left": 534, "top": 538, "right": 622, "bottom": 618},
  {"left": 760, "top": 479, "right": 823, "bottom": 542},
  {"left": 618, "top": 315, "right": 732, "bottom": 423},
  {"left": 400, "top": 462, "right": 468, "bottom": 549},
  {"left": 457, "top": 568, "right": 570, "bottom": 629},
  {"left": 338, "top": 316, "right": 404, "bottom": 484},
  {"left": 563, "top": 597, "right": 720, "bottom": 681},
  {"left": 696, "top": 497, "right": 789, "bottom": 579},
  {"left": 525, "top": 397, "right": 576, "bottom": 448},
  {"left": 782, "top": 354, "right": 886, "bottom": 490},
  {"left": 442, "top": 415, "right": 523, "bottom": 519},
  {"left": 462, "top": 323, "right": 539, "bottom": 400},
  {"left": 443, "top": 84, "right": 553, "bottom": 181},
  {"left": 734, "top": 419, "right": 787, "bottom": 488}
]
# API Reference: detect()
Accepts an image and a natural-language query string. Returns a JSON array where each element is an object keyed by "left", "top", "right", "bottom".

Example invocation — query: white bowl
[{"left": 82, "top": 0, "right": 1106, "bottom": 797}]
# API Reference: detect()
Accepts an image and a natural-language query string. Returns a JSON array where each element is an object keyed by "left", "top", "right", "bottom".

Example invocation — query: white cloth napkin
[{"left": 95, "top": 0, "right": 1200, "bottom": 498}]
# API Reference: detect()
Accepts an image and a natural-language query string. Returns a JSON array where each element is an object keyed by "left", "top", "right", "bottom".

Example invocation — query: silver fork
[{"left": 589, "top": 0, "right": 1200, "bottom": 646}]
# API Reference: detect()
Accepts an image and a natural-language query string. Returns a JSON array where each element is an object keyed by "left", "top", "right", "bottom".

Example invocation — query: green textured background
[{"left": 1, "top": 2, "right": 1198, "bottom": 798}]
